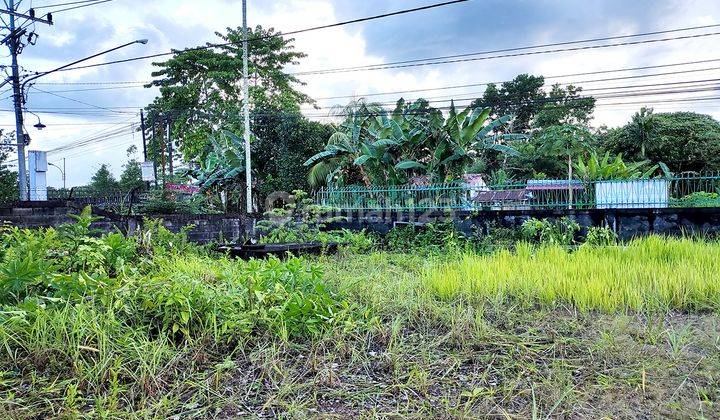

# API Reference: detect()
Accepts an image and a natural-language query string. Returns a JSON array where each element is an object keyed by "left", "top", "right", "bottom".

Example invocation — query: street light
[
  {"left": 21, "top": 39, "right": 150, "bottom": 91},
  {"left": 14, "top": 39, "right": 149, "bottom": 200},
  {"left": 48, "top": 159, "right": 65, "bottom": 189}
]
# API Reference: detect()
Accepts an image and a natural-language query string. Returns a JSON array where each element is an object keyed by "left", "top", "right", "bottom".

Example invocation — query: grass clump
[{"left": 426, "top": 236, "right": 720, "bottom": 312}]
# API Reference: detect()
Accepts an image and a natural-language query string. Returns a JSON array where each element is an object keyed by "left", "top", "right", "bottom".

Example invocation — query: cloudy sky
[{"left": 1, "top": 0, "right": 719, "bottom": 187}]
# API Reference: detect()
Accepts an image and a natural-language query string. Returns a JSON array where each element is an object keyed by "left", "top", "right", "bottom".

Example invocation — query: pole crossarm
[{"left": 0, "top": 9, "right": 53, "bottom": 25}]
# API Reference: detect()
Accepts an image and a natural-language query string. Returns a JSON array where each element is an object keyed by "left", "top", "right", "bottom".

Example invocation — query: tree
[
  {"left": 305, "top": 99, "right": 522, "bottom": 186},
  {"left": 393, "top": 101, "right": 521, "bottom": 182},
  {"left": 627, "top": 107, "right": 655, "bottom": 158},
  {"left": 89, "top": 164, "right": 119, "bottom": 194},
  {"left": 0, "top": 132, "right": 17, "bottom": 202},
  {"left": 601, "top": 111, "right": 720, "bottom": 173},
  {"left": 145, "top": 25, "right": 311, "bottom": 159},
  {"left": 533, "top": 84, "right": 596, "bottom": 128},
  {"left": 119, "top": 161, "right": 144, "bottom": 192},
  {"left": 535, "top": 124, "right": 595, "bottom": 206},
  {"left": 119, "top": 146, "right": 145, "bottom": 192},
  {"left": 472, "top": 74, "right": 545, "bottom": 132},
  {"left": 250, "top": 109, "right": 332, "bottom": 198},
  {"left": 470, "top": 75, "right": 595, "bottom": 133}
]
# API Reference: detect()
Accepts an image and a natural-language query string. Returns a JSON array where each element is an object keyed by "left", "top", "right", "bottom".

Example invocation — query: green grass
[
  {"left": 1, "top": 214, "right": 719, "bottom": 417},
  {"left": 425, "top": 237, "right": 720, "bottom": 312}
]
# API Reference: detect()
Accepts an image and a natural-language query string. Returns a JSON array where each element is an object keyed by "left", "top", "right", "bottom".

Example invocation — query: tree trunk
[{"left": 568, "top": 154, "right": 573, "bottom": 210}]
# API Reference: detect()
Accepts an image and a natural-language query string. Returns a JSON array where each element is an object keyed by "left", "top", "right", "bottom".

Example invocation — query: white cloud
[{"left": 2, "top": 0, "right": 720, "bottom": 186}]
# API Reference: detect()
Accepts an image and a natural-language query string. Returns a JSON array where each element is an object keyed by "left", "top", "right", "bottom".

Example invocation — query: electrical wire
[
  {"left": 292, "top": 31, "right": 720, "bottom": 76},
  {"left": 38, "top": 0, "right": 111, "bottom": 15},
  {"left": 31, "top": 0, "right": 102, "bottom": 9},
  {"left": 45, "top": 0, "right": 469, "bottom": 73},
  {"left": 28, "top": 85, "right": 136, "bottom": 114}
]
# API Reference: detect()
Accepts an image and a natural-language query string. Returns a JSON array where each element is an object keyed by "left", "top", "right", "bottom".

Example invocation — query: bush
[
  {"left": 671, "top": 191, "right": 720, "bottom": 208},
  {"left": 584, "top": 226, "right": 618, "bottom": 247},
  {"left": 521, "top": 217, "right": 580, "bottom": 246}
]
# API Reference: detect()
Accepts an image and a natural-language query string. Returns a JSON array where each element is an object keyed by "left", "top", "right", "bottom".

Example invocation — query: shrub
[
  {"left": 521, "top": 217, "right": 580, "bottom": 246},
  {"left": 584, "top": 226, "right": 618, "bottom": 247}
]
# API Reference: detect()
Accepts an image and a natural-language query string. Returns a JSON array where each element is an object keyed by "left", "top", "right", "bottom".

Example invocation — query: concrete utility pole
[
  {"left": 166, "top": 118, "right": 173, "bottom": 176},
  {"left": 140, "top": 110, "right": 148, "bottom": 160},
  {"left": 8, "top": 0, "right": 27, "bottom": 200},
  {"left": 242, "top": 0, "right": 252, "bottom": 213}
]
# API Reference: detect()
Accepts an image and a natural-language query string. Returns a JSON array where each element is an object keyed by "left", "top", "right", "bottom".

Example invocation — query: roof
[
  {"left": 526, "top": 179, "right": 584, "bottom": 191},
  {"left": 473, "top": 189, "right": 530, "bottom": 202}
]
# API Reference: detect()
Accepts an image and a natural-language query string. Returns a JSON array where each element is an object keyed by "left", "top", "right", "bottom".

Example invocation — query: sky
[{"left": 1, "top": 0, "right": 719, "bottom": 187}]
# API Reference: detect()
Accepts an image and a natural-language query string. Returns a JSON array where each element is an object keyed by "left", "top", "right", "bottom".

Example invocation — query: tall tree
[
  {"left": 470, "top": 75, "right": 595, "bottom": 133},
  {"left": 601, "top": 111, "right": 720, "bottom": 173},
  {"left": 0, "top": 131, "right": 17, "bottom": 202},
  {"left": 145, "top": 25, "right": 311, "bottom": 159},
  {"left": 89, "top": 164, "right": 120, "bottom": 194}
]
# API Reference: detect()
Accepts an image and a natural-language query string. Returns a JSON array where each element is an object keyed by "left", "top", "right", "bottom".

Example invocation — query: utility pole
[
  {"left": 242, "top": 0, "right": 252, "bottom": 213},
  {"left": 140, "top": 110, "right": 147, "bottom": 161},
  {"left": 3, "top": 0, "right": 53, "bottom": 200},
  {"left": 166, "top": 118, "right": 173, "bottom": 176},
  {"left": 62, "top": 157, "right": 66, "bottom": 189},
  {"left": 8, "top": 0, "right": 27, "bottom": 200},
  {"left": 151, "top": 118, "right": 158, "bottom": 187}
]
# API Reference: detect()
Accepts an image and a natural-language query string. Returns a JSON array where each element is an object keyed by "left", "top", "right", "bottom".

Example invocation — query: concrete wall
[
  {"left": 325, "top": 207, "right": 720, "bottom": 240},
  {"left": 3, "top": 203, "right": 720, "bottom": 243},
  {"left": 0, "top": 203, "right": 248, "bottom": 244}
]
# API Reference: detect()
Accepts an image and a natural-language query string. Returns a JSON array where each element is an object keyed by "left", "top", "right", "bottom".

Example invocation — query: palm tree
[
  {"left": 536, "top": 124, "right": 594, "bottom": 207},
  {"left": 629, "top": 107, "right": 655, "bottom": 158}
]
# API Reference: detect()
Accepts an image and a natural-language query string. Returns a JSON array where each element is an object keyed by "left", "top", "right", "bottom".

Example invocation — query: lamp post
[{"left": 48, "top": 159, "right": 65, "bottom": 189}]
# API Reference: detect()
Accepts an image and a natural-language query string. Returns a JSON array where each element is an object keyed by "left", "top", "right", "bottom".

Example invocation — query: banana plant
[
  {"left": 394, "top": 101, "right": 522, "bottom": 182},
  {"left": 183, "top": 130, "right": 246, "bottom": 191},
  {"left": 574, "top": 151, "right": 670, "bottom": 181}
]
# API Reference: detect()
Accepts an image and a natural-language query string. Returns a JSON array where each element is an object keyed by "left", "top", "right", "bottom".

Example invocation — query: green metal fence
[{"left": 315, "top": 173, "right": 720, "bottom": 211}]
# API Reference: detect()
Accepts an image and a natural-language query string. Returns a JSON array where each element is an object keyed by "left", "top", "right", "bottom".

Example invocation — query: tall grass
[{"left": 426, "top": 236, "right": 720, "bottom": 312}]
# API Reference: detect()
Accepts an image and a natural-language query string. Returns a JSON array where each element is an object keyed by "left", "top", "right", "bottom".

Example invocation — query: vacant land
[{"left": 0, "top": 217, "right": 718, "bottom": 418}]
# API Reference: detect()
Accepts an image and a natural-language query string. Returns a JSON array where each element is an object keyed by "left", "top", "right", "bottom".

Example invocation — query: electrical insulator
[
  {"left": 47, "top": 13, "right": 52, "bottom": 24},
  {"left": 29, "top": 9, "right": 35, "bottom": 18}
]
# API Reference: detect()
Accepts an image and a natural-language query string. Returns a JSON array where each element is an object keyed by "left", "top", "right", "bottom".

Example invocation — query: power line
[
  {"left": 32, "top": 58, "right": 720, "bottom": 93},
  {"left": 297, "top": 23, "right": 720, "bottom": 76},
  {"left": 44, "top": 0, "right": 470, "bottom": 73},
  {"left": 38, "top": 0, "right": 111, "bottom": 15},
  {"left": 28, "top": 85, "right": 136, "bottom": 114},
  {"left": 292, "top": 31, "right": 720, "bottom": 76},
  {"left": 32, "top": 0, "right": 103, "bottom": 9},
  {"left": 312, "top": 61, "right": 720, "bottom": 101}
]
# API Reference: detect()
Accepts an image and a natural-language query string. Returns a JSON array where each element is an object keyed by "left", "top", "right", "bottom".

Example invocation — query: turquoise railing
[{"left": 315, "top": 173, "right": 720, "bottom": 211}]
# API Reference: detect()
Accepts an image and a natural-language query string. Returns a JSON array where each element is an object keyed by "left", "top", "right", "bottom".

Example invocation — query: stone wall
[
  {"left": 127, "top": 214, "right": 248, "bottom": 244},
  {"left": 0, "top": 203, "right": 248, "bottom": 244},
  {"left": 325, "top": 207, "right": 720, "bottom": 240},
  {"left": 3, "top": 202, "right": 720, "bottom": 243}
]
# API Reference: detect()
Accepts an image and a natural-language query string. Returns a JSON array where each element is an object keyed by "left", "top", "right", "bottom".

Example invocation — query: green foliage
[
  {"left": 145, "top": 25, "right": 311, "bottom": 160},
  {"left": 470, "top": 75, "right": 595, "bottom": 133},
  {"left": 521, "top": 217, "right": 580, "bottom": 246},
  {"left": 137, "top": 188, "right": 217, "bottom": 215},
  {"left": 119, "top": 159, "right": 144, "bottom": 192},
  {"left": 671, "top": 191, "right": 720, "bottom": 208},
  {"left": 574, "top": 151, "right": 660, "bottom": 181},
  {"left": 385, "top": 220, "right": 467, "bottom": 253},
  {"left": 0, "top": 137, "right": 17, "bottom": 202},
  {"left": 583, "top": 226, "right": 618, "bottom": 247},
  {"left": 602, "top": 111, "right": 720, "bottom": 173},
  {"left": 89, "top": 164, "right": 120, "bottom": 195},
  {"left": 305, "top": 98, "right": 522, "bottom": 187},
  {"left": 251, "top": 110, "right": 333, "bottom": 199},
  {"left": 256, "top": 190, "right": 364, "bottom": 247}
]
